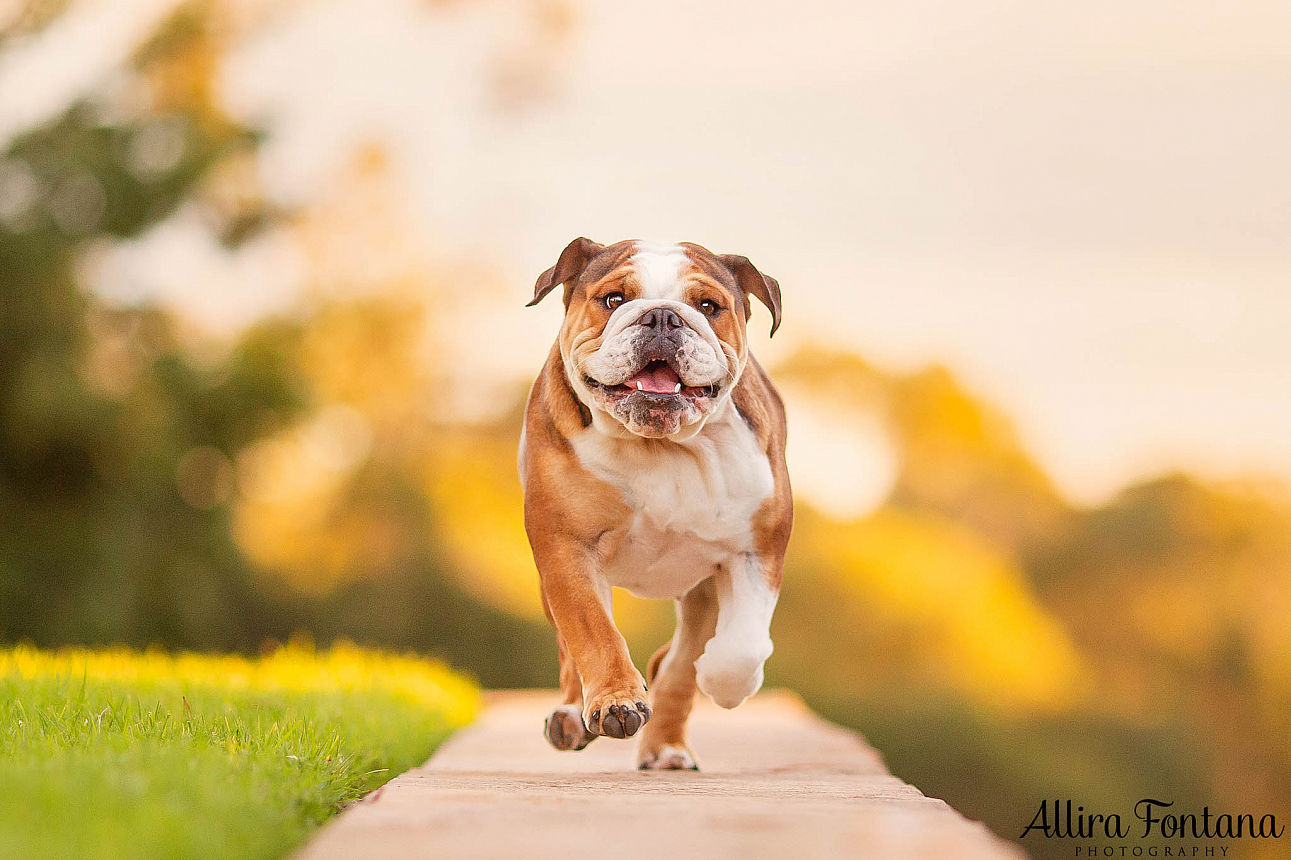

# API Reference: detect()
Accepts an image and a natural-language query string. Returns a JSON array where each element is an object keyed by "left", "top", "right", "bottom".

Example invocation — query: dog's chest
[{"left": 572, "top": 415, "right": 774, "bottom": 599}]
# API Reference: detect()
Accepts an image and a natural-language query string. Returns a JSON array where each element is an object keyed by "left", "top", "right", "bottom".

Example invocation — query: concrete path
[{"left": 298, "top": 690, "right": 1027, "bottom": 860}]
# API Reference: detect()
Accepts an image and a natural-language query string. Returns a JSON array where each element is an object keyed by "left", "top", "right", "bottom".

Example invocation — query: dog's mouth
[{"left": 585, "top": 360, "right": 721, "bottom": 401}]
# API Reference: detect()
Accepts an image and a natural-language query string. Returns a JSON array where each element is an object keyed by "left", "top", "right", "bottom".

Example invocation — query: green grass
[{"left": 0, "top": 645, "right": 479, "bottom": 860}]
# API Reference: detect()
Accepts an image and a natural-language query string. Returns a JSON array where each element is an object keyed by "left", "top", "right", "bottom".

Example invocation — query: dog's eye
[
  {"left": 603, "top": 292, "right": 625, "bottom": 311},
  {"left": 698, "top": 299, "right": 720, "bottom": 316}
]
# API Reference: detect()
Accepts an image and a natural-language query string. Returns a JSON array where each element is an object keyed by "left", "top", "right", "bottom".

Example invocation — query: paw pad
[{"left": 586, "top": 699, "right": 650, "bottom": 739}]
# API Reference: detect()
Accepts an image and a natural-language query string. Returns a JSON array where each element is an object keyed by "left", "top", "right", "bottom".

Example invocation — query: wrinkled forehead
[{"left": 577, "top": 240, "right": 739, "bottom": 301}]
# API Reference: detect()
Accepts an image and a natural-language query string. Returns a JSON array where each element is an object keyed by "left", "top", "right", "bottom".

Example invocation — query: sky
[{"left": 3, "top": 0, "right": 1290, "bottom": 505}]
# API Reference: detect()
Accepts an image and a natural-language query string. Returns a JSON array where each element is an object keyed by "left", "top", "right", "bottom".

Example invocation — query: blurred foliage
[
  {"left": 0, "top": 6, "right": 290, "bottom": 650},
  {"left": 1, "top": 3, "right": 1290, "bottom": 860},
  {"left": 0, "top": 0, "right": 71, "bottom": 44},
  {"left": 0, "top": 1, "right": 552, "bottom": 686}
]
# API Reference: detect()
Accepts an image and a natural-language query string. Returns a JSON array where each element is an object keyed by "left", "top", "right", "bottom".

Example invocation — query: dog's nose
[{"left": 639, "top": 307, "right": 683, "bottom": 332}]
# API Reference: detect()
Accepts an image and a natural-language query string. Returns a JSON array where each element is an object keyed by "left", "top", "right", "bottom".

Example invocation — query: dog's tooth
[
  {"left": 636, "top": 381, "right": 644, "bottom": 391},
  {"left": 673, "top": 383, "right": 682, "bottom": 393}
]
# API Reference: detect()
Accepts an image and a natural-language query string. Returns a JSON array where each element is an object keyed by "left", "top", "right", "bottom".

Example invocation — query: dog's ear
[
  {"left": 721, "top": 254, "right": 782, "bottom": 337},
  {"left": 528, "top": 237, "right": 604, "bottom": 307}
]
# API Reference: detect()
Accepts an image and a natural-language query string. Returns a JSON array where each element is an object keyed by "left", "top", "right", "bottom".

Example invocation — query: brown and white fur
[{"left": 520, "top": 237, "right": 792, "bottom": 770}]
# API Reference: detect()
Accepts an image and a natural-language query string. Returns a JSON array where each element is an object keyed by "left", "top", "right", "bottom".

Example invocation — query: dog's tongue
[{"left": 627, "top": 363, "right": 681, "bottom": 394}]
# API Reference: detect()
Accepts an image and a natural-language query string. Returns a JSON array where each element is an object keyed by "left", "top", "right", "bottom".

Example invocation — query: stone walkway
[{"left": 298, "top": 690, "right": 1027, "bottom": 859}]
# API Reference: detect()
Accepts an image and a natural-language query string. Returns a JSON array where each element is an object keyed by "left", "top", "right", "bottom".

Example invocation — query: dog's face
[{"left": 529, "top": 239, "right": 781, "bottom": 439}]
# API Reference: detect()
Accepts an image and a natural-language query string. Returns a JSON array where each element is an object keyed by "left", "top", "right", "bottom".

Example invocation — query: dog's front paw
[
  {"left": 583, "top": 687, "right": 651, "bottom": 739},
  {"left": 545, "top": 704, "right": 596, "bottom": 751}
]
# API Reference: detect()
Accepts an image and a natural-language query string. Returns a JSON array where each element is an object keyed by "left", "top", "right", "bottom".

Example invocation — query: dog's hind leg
[
  {"left": 543, "top": 624, "right": 597, "bottom": 751},
  {"left": 636, "top": 577, "right": 718, "bottom": 770},
  {"left": 646, "top": 640, "right": 670, "bottom": 686}
]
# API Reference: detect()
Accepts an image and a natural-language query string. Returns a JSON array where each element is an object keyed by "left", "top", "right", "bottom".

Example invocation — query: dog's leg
[
  {"left": 637, "top": 577, "right": 717, "bottom": 770},
  {"left": 695, "top": 552, "right": 778, "bottom": 709},
  {"left": 543, "top": 633, "right": 598, "bottom": 751},
  {"left": 537, "top": 541, "right": 650, "bottom": 740},
  {"left": 646, "top": 640, "right": 670, "bottom": 687}
]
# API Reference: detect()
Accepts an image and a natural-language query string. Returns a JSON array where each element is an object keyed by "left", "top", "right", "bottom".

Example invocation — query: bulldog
[{"left": 519, "top": 238, "right": 792, "bottom": 770}]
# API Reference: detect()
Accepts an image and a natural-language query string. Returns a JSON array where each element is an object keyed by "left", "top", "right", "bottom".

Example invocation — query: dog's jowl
[{"left": 519, "top": 238, "right": 792, "bottom": 770}]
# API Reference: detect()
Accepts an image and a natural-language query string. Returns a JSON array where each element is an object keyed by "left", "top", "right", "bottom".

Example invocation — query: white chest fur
[{"left": 571, "top": 405, "right": 774, "bottom": 599}]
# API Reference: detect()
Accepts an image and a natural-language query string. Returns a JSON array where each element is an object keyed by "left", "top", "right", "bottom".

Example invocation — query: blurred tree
[
  {"left": 775, "top": 347, "right": 1072, "bottom": 556},
  {"left": 0, "top": 0, "right": 72, "bottom": 44},
  {"left": 0, "top": 7, "right": 302, "bottom": 649},
  {"left": 1030, "top": 474, "right": 1291, "bottom": 818},
  {"left": 0, "top": 1, "right": 558, "bottom": 683}
]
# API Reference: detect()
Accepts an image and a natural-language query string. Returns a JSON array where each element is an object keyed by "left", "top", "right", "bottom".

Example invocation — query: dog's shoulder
[
  {"left": 524, "top": 343, "right": 591, "bottom": 451},
  {"left": 731, "top": 354, "right": 793, "bottom": 570},
  {"left": 521, "top": 344, "right": 629, "bottom": 541},
  {"left": 731, "top": 353, "right": 787, "bottom": 459}
]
